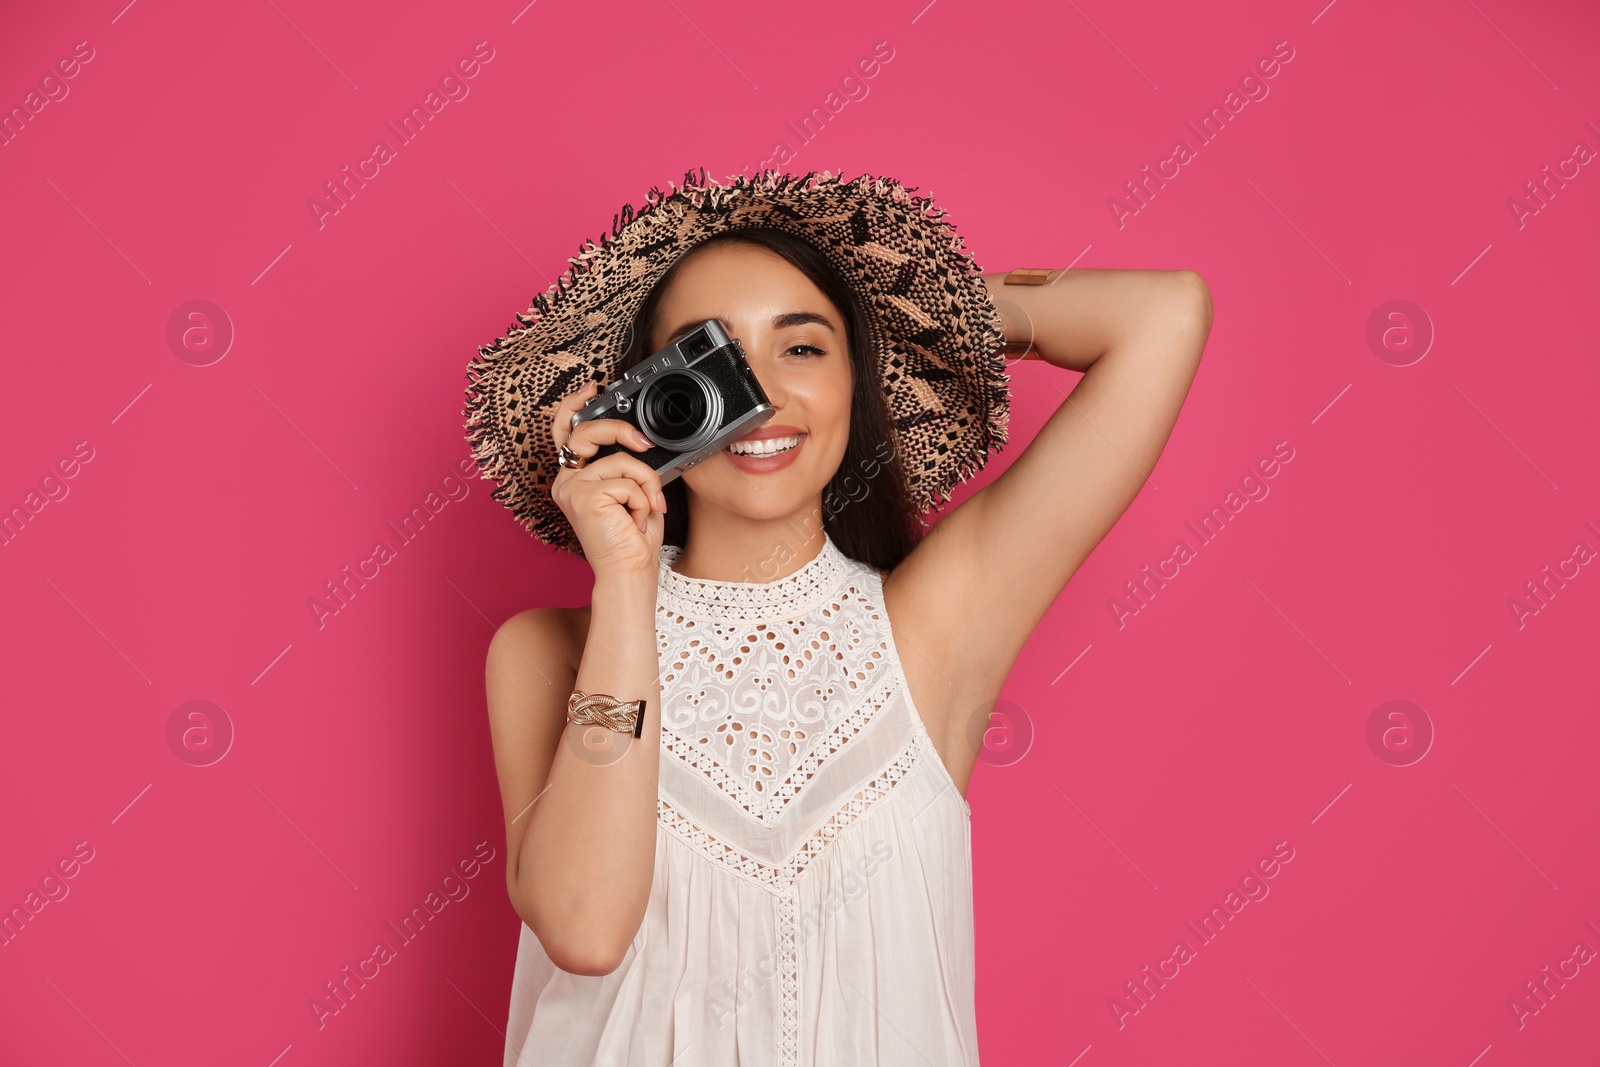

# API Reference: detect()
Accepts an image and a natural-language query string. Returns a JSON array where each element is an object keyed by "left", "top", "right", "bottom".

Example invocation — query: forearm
[
  {"left": 981, "top": 267, "right": 1208, "bottom": 373},
  {"left": 515, "top": 572, "right": 663, "bottom": 973}
]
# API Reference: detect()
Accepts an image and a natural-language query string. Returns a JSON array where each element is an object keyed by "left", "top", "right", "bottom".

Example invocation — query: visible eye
[{"left": 786, "top": 344, "right": 826, "bottom": 358}]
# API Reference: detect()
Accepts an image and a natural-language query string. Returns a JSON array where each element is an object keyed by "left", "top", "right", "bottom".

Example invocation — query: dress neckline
[{"left": 657, "top": 533, "right": 852, "bottom": 622}]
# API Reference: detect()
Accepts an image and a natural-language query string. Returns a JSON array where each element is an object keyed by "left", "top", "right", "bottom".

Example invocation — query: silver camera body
[{"left": 571, "top": 319, "right": 774, "bottom": 482}]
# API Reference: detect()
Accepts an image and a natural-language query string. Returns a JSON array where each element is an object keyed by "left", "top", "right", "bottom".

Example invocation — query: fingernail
[
  {"left": 636, "top": 431, "right": 651, "bottom": 448},
  {"left": 655, "top": 491, "right": 666, "bottom": 512}
]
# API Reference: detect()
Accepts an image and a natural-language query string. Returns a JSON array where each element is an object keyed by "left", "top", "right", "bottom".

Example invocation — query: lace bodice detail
[
  {"left": 656, "top": 536, "right": 897, "bottom": 824},
  {"left": 500, "top": 534, "right": 978, "bottom": 1067}
]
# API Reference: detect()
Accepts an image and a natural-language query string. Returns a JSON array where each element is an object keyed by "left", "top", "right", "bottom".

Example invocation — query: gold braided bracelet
[{"left": 566, "top": 690, "right": 647, "bottom": 739}]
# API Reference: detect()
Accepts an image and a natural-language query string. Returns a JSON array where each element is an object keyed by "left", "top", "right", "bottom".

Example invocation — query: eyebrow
[{"left": 664, "top": 312, "right": 837, "bottom": 346}]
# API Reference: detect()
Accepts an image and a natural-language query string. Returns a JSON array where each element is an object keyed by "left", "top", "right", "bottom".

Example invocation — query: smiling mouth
[{"left": 725, "top": 434, "right": 806, "bottom": 457}]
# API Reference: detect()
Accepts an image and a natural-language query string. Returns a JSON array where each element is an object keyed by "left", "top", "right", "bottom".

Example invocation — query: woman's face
[{"left": 646, "top": 240, "right": 854, "bottom": 524}]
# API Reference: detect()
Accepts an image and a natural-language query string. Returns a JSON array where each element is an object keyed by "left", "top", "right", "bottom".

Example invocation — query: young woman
[{"left": 466, "top": 170, "right": 1211, "bottom": 1065}]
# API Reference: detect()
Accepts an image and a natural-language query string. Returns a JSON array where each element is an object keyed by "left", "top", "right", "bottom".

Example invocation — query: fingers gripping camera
[{"left": 571, "top": 320, "right": 775, "bottom": 482}]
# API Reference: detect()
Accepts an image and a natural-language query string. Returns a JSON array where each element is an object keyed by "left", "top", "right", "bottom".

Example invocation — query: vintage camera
[{"left": 571, "top": 319, "right": 774, "bottom": 481}]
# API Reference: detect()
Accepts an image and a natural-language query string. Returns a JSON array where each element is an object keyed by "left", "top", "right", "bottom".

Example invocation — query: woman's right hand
[{"left": 549, "top": 381, "right": 668, "bottom": 580}]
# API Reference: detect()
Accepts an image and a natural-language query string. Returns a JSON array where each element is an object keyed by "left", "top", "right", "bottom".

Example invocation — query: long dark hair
[{"left": 614, "top": 227, "right": 920, "bottom": 574}]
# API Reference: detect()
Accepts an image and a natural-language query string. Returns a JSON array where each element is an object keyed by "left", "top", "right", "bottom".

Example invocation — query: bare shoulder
[{"left": 490, "top": 604, "right": 584, "bottom": 670}]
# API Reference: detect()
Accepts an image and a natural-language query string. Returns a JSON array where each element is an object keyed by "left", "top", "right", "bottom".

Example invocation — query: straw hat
[{"left": 462, "top": 167, "right": 1010, "bottom": 557}]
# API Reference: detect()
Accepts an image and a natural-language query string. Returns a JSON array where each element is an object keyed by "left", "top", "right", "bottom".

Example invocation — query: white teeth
[{"left": 728, "top": 434, "right": 801, "bottom": 456}]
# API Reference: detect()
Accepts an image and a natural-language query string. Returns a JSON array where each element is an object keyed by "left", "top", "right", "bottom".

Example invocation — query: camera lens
[{"left": 639, "top": 370, "right": 720, "bottom": 451}]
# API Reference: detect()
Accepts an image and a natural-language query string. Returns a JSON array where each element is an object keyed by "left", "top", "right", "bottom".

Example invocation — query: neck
[{"left": 669, "top": 494, "right": 830, "bottom": 584}]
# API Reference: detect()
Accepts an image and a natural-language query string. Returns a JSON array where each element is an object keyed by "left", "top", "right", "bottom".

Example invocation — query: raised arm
[{"left": 887, "top": 267, "right": 1212, "bottom": 764}]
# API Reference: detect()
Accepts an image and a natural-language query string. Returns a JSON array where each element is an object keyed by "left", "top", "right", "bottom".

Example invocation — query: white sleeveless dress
[{"left": 503, "top": 532, "right": 979, "bottom": 1066}]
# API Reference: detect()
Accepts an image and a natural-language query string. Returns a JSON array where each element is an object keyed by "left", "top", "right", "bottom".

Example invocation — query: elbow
[
  {"left": 546, "top": 939, "right": 629, "bottom": 978},
  {"left": 515, "top": 898, "right": 634, "bottom": 977},
  {"left": 1175, "top": 269, "right": 1213, "bottom": 332}
]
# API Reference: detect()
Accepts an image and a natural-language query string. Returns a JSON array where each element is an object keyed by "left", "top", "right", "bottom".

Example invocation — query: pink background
[{"left": 3, "top": 0, "right": 1598, "bottom": 1063}]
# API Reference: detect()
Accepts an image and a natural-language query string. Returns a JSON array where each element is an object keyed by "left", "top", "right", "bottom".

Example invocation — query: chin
[{"left": 688, "top": 469, "right": 830, "bottom": 519}]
